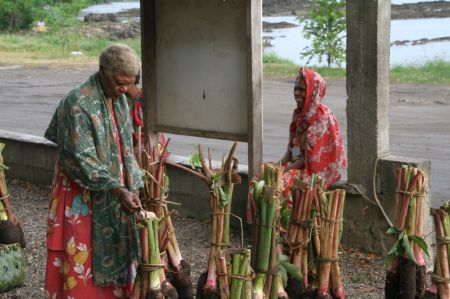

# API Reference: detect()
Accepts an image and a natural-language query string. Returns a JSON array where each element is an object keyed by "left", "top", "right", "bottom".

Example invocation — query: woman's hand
[{"left": 112, "top": 187, "right": 142, "bottom": 213}]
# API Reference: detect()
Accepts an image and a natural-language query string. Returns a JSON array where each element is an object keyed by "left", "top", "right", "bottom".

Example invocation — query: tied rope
[
  {"left": 436, "top": 236, "right": 450, "bottom": 245},
  {"left": 139, "top": 263, "right": 165, "bottom": 273},
  {"left": 316, "top": 257, "right": 339, "bottom": 264},
  {"left": 320, "top": 217, "right": 343, "bottom": 224},
  {"left": 256, "top": 265, "right": 280, "bottom": 275},
  {"left": 284, "top": 212, "right": 321, "bottom": 251},
  {"left": 432, "top": 237, "right": 450, "bottom": 284},
  {"left": 395, "top": 189, "right": 424, "bottom": 198},
  {"left": 432, "top": 274, "right": 450, "bottom": 284},
  {"left": 0, "top": 194, "right": 10, "bottom": 212}
]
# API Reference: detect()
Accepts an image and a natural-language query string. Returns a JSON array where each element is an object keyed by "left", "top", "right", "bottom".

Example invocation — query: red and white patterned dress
[{"left": 283, "top": 67, "right": 347, "bottom": 190}]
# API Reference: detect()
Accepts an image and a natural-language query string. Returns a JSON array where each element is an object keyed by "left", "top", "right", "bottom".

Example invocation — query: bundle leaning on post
[
  {"left": 284, "top": 174, "right": 322, "bottom": 296},
  {"left": 385, "top": 165, "right": 429, "bottom": 299},
  {"left": 429, "top": 202, "right": 450, "bottom": 299},
  {"left": 315, "top": 188, "right": 346, "bottom": 299}
]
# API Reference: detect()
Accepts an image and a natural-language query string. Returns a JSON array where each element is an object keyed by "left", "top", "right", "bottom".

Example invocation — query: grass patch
[
  {"left": 263, "top": 52, "right": 346, "bottom": 80},
  {"left": 1, "top": 34, "right": 449, "bottom": 85},
  {"left": 263, "top": 51, "right": 299, "bottom": 79},
  {"left": 0, "top": 33, "right": 140, "bottom": 67},
  {"left": 390, "top": 59, "right": 450, "bottom": 84}
]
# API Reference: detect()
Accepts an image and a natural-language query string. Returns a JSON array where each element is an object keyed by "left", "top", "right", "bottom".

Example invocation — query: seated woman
[{"left": 280, "top": 67, "right": 347, "bottom": 190}]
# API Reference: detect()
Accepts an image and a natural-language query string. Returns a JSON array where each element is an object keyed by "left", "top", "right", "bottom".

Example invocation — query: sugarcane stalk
[
  {"left": 431, "top": 208, "right": 450, "bottom": 298},
  {"left": 198, "top": 144, "right": 214, "bottom": 179},
  {"left": 139, "top": 225, "right": 149, "bottom": 299},
  {"left": 398, "top": 167, "right": 420, "bottom": 230},
  {"left": 237, "top": 251, "right": 251, "bottom": 299},
  {"left": 330, "top": 190, "right": 345, "bottom": 299},
  {"left": 395, "top": 167, "right": 403, "bottom": 225},
  {"left": 287, "top": 188, "right": 302, "bottom": 248},
  {"left": 0, "top": 143, "right": 16, "bottom": 223},
  {"left": 217, "top": 254, "right": 230, "bottom": 299},
  {"left": 301, "top": 188, "right": 314, "bottom": 288},
  {"left": 254, "top": 209, "right": 271, "bottom": 298},
  {"left": 414, "top": 172, "right": 426, "bottom": 266},
  {"left": 230, "top": 253, "right": 242, "bottom": 299},
  {"left": 148, "top": 218, "right": 162, "bottom": 291},
  {"left": 222, "top": 144, "right": 238, "bottom": 251},
  {"left": 264, "top": 213, "right": 278, "bottom": 297},
  {"left": 317, "top": 190, "right": 339, "bottom": 297},
  {"left": 250, "top": 188, "right": 260, "bottom": 270},
  {"left": 254, "top": 169, "right": 278, "bottom": 299},
  {"left": 205, "top": 196, "right": 219, "bottom": 291},
  {"left": 243, "top": 254, "right": 252, "bottom": 299}
]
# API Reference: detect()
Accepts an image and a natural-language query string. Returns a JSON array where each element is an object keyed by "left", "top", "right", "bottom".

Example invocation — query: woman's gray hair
[{"left": 99, "top": 43, "right": 140, "bottom": 76}]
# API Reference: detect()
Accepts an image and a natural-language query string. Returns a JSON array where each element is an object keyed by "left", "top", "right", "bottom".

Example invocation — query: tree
[
  {"left": 298, "top": 0, "right": 346, "bottom": 68},
  {"left": 0, "top": 0, "right": 34, "bottom": 31}
]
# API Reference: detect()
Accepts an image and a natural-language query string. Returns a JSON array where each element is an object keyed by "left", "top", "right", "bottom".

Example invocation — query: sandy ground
[{"left": 0, "top": 65, "right": 449, "bottom": 206}]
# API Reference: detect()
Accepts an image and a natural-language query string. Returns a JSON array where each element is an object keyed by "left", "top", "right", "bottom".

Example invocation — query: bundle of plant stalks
[
  {"left": 427, "top": 202, "right": 450, "bottom": 299},
  {"left": 138, "top": 137, "right": 193, "bottom": 298},
  {"left": 385, "top": 165, "right": 429, "bottom": 299},
  {"left": 213, "top": 248, "right": 253, "bottom": 299},
  {"left": 168, "top": 143, "right": 241, "bottom": 298},
  {"left": 310, "top": 188, "right": 346, "bottom": 299},
  {"left": 131, "top": 210, "right": 177, "bottom": 299},
  {"left": 0, "top": 143, "right": 25, "bottom": 248},
  {"left": 248, "top": 163, "right": 288, "bottom": 299},
  {"left": 284, "top": 174, "right": 324, "bottom": 298}
]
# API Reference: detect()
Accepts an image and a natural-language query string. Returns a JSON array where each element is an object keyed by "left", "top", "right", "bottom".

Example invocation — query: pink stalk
[
  {"left": 398, "top": 170, "right": 420, "bottom": 230},
  {"left": 414, "top": 173, "right": 426, "bottom": 266}
]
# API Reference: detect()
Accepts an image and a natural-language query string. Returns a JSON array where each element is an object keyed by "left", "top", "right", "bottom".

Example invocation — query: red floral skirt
[{"left": 45, "top": 162, "right": 135, "bottom": 299}]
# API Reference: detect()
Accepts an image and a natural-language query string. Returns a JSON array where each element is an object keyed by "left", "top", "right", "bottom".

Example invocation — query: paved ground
[{"left": 0, "top": 65, "right": 449, "bottom": 205}]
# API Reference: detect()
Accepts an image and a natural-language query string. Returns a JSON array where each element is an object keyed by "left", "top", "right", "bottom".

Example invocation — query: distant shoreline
[{"left": 262, "top": 1, "right": 450, "bottom": 19}]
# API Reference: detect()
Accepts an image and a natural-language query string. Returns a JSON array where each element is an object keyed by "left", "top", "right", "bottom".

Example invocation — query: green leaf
[
  {"left": 279, "top": 254, "right": 289, "bottom": 262},
  {"left": 218, "top": 186, "right": 229, "bottom": 207},
  {"left": 279, "top": 266, "right": 288, "bottom": 288},
  {"left": 211, "top": 172, "right": 222, "bottom": 190},
  {"left": 409, "top": 235, "right": 430, "bottom": 258},
  {"left": 401, "top": 231, "right": 417, "bottom": 264},
  {"left": 384, "top": 237, "right": 402, "bottom": 267},
  {"left": 253, "top": 180, "right": 265, "bottom": 201},
  {"left": 386, "top": 226, "right": 401, "bottom": 235},
  {"left": 188, "top": 153, "right": 202, "bottom": 169},
  {"left": 280, "top": 260, "right": 302, "bottom": 281}
]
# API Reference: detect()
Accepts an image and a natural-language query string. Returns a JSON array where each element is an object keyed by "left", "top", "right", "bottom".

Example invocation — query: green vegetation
[
  {"left": 390, "top": 59, "right": 450, "bottom": 84},
  {"left": 0, "top": 33, "right": 140, "bottom": 66},
  {"left": 298, "top": 0, "right": 346, "bottom": 67},
  {"left": 0, "top": 0, "right": 102, "bottom": 31},
  {"left": 263, "top": 52, "right": 450, "bottom": 84}
]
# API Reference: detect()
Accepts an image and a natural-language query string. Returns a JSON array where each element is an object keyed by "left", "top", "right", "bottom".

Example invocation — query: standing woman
[
  {"left": 280, "top": 67, "right": 347, "bottom": 189},
  {"left": 44, "top": 44, "right": 144, "bottom": 298}
]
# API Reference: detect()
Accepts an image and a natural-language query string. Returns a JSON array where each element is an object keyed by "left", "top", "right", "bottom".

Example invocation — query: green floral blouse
[{"left": 45, "top": 72, "right": 144, "bottom": 286}]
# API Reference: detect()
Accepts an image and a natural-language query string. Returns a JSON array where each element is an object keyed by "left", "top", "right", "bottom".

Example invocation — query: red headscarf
[{"left": 288, "top": 67, "right": 347, "bottom": 188}]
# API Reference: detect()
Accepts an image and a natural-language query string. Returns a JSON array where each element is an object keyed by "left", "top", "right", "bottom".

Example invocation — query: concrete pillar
[{"left": 346, "top": 0, "right": 391, "bottom": 195}]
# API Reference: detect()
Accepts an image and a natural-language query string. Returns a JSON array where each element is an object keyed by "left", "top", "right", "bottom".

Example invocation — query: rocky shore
[
  {"left": 77, "top": 1, "right": 450, "bottom": 41},
  {"left": 263, "top": 0, "right": 450, "bottom": 19}
]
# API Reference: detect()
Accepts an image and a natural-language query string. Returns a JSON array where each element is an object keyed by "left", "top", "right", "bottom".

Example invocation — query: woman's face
[
  {"left": 99, "top": 68, "right": 135, "bottom": 100},
  {"left": 294, "top": 76, "right": 306, "bottom": 108}
]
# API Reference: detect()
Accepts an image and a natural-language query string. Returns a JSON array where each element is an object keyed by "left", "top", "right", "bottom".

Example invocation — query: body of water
[
  {"left": 264, "top": 16, "right": 450, "bottom": 66},
  {"left": 80, "top": 1, "right": 450, "bottom": 66}
]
